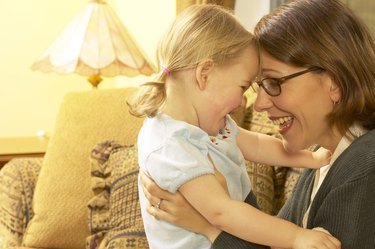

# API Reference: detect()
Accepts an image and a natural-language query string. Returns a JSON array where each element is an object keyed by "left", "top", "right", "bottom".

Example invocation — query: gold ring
[{"left": 155, "top": 199, "right": 163, "bottom": 209}]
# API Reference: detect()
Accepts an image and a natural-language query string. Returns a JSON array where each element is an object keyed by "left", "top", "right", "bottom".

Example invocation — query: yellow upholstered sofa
[{"left": 0, "top": 88, "right": 301, "bottom": 249}]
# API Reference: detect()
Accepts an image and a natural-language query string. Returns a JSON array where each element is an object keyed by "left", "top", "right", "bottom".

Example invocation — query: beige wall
[
  {"left": 342, "top": 0, "right": 375, "bottom": 38},
  {"left": 0, "top": 0, "right": 174, "bottom": 138},
  {"left": 235, "top": 0, "right": 270, "bottom": 31},
  {"left": 0, "top": 0, "right": 265, "bottom": 138},
  {"left": 114, "top": 1, "right": 176, "bottom": 88}
]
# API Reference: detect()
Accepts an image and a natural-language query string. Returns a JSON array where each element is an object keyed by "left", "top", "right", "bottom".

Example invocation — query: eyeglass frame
[{"left": 253, "top": 66, "right": 324, "bottom": 97}]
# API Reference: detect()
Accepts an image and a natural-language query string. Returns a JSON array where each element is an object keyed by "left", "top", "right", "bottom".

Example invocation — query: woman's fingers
[
  {"left": 146, "top": 201, "right": 177, "bottom": 223},
  {"left": 139, "top": 171, "right": 160, "bottom": 206},
  {"left": 139, "top": 170, "right": 174, "bottom": 203},
  {"left": 139, "top": 170, "right": 217, "bottom": 237}
]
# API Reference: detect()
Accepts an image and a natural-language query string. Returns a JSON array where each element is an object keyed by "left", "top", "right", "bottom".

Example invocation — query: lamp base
[{"left": 87, "top": 75, "right": 103, "bottom": 88}]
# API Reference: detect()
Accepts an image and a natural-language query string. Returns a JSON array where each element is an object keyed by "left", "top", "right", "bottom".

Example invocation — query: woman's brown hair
[{"left": 254, "top": 0, "right": 375, "bottom": 136}]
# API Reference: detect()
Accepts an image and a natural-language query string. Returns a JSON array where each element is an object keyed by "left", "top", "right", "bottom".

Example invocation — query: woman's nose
[{"left": 253, "top": 89, "right": 273, "bottom": 112}]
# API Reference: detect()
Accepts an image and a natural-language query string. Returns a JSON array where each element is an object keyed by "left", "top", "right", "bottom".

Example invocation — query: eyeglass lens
[
  {"left": 260, "top": 79, "right": 281, "bottom": 96},
  {"left": 251, "top": 79, "right": 281, "bottom": 96},
  {"left": 253, "top": 67, "right": 323, "bottom": 96}
]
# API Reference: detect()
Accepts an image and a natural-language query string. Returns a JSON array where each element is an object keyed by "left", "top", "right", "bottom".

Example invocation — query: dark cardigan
[{"left": 213, "top": 128, "right": 375, "bottom": 249}]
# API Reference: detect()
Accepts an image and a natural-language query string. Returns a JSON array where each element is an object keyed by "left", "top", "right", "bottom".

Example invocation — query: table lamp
[{"left": 31, "top": 0, "right": 156, "bottom": 88}]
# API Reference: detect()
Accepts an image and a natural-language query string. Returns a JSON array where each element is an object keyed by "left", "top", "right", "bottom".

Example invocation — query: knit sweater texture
[{"left": 213, "top": 128, "right": 375, "bottom": 249}]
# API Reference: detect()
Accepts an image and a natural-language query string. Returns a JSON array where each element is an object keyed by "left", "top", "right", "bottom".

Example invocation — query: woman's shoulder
[
  {"left": 333, "top": 128, "right": 375, "bottom": 178},
  {"left": 358, "top": 127, "right": 375, "bottom": 142},
  {"left": 348, "top": 128, "right": 375, "bottom": 153}
]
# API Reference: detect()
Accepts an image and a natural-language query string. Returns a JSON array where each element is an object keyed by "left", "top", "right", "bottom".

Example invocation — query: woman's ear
[
  {"left": 196, "top": 59, "right": 214, "bottom": 90},
  {"left": 329, "top": 80, "right": 341, "bottom": 104}
]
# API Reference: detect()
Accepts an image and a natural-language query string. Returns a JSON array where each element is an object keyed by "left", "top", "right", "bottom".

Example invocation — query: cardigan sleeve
[
  {"left": 307, "top": 131, "right": 375, "bottom": 248},
  {"left": 308, "top": 172, "right": 375, "bottom": 248},
  {"left": 211, "top": 191, "right": 270, "bottom": 249}
]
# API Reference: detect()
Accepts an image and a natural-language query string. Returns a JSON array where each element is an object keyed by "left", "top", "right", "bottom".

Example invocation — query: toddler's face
[{"left": 198, "top": 45, "right": 259, "bottom": 135}]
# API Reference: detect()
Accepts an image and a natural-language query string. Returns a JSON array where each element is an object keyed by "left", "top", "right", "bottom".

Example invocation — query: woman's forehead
[{"left": 259, "top": 52, "right": 291, "bottom": 73}]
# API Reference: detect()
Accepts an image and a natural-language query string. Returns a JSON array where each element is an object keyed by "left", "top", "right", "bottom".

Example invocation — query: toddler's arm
[
  {"left": 236, "top": 127, "right": 331, "bottom": 169},
  {"left": 179, "top": 174, "right": 340, "bottom": 248}
]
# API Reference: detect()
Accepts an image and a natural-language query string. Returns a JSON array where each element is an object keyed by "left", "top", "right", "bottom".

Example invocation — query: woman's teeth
[{"left": 272, "top": 116, "right": 293, "bottom": 126}]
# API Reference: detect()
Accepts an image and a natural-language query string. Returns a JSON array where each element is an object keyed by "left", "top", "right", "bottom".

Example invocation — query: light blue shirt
[{"left": 138, "top": 114, "right": 251, "bottom": 249}]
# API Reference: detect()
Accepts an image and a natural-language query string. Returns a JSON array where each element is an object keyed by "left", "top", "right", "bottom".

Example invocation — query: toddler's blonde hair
[{"left": 128, "top": 4, "right": 254, "bottom": 117}]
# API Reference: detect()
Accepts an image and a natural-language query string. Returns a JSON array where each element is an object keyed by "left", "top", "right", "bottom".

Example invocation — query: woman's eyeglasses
[{"left": 252, "top": 67, "right": 324, "bottom": 96}]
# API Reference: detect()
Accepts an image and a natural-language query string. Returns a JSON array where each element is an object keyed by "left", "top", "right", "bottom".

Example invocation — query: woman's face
[{"left": 254, "top": 51, "right": 341, "bottom": 152}]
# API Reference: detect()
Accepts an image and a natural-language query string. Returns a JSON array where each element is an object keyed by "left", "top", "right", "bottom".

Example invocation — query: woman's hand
[{"left": 139, "top": 171, "right": 221, "bottom": 241}]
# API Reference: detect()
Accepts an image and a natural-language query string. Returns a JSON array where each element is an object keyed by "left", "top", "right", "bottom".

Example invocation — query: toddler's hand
[
  {"left": 313, "top": 226, "right": 331, "bottom": 235},
  {"left": 293, "top": 228, "right": 341, "bottom": 249},
  {"left": 312, "top": 147, "right": 332, "bottom": 168}
]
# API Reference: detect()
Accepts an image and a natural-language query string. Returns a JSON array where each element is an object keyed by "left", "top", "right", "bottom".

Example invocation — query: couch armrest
[{"left": 0, "top": 158, "right": 42, "bottom": 248}]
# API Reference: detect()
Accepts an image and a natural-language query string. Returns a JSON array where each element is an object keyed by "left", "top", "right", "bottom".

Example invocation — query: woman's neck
[
  {"left": 320, "top": 124, "right": 367, "bottom": 155},
  {"left": 319, "top": 127, "right": 342, "bottom": 152}
]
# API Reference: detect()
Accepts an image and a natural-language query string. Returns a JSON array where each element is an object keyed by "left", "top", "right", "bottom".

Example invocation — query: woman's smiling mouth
[{"left": 270, "top": 116, "right": 294, "bottom": 134}]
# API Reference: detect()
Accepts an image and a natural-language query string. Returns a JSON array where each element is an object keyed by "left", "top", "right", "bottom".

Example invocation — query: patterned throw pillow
[
  {"left": 244, "top": 161, "right": 275, "bottom": 215},
  {"left": 87, "top": 141, "right": 278, "bottom": 249},
  {"left": 0, "top": 158, "right": 42, "bottom": 248},
  {"left": 23, "top": 88, "right": 144, "bottom": 249},
  {"left": 87, "top": 141, "right": 148, "bottom": 249}
]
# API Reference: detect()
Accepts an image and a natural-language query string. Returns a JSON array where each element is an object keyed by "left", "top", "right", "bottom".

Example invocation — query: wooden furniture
[{"left": 0, "top": 137, "right": 49, "bottom": 168}]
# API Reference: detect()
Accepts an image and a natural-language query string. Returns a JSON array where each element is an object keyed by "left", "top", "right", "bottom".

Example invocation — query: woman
[{"left": 141, "top": 0, "right": 375, "bottom": 248}]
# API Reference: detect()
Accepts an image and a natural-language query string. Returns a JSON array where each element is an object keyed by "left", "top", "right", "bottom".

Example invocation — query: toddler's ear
[{"left": 196, "top": 59, "right": 214, "bottom": 90}]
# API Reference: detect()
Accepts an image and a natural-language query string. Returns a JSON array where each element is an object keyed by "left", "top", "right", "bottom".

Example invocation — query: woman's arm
[{"left": 236, "top": 127, "right": 330, "bottom": 169}]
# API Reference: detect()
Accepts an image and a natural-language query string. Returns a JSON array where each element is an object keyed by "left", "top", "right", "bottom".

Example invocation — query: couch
[{"left": 0, "top": 87, "right": 302, "bottom": 249}]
